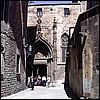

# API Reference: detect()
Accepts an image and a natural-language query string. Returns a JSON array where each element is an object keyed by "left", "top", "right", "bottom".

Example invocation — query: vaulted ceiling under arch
[{"left": 33, "top": 38, "right": 53, "bottom": 58}]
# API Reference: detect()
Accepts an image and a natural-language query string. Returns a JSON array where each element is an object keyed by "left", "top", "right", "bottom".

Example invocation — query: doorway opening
[
  {"left": 33, "top": 64, "right": 47, "bottom": 86},
  {"left": 33, "top": 64, "right": 47, "bottom": 78}
]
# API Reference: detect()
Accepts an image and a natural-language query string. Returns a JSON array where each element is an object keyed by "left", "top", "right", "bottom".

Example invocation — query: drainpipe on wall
[
  {"left": 20, "top": 1, "right": 25, "bottom": 67},
  {"left": 20, "top": 1, "right": 23, "bottom": 36},
  {"left": 20, "top": 1, "right": 26, "bottom": 75}
]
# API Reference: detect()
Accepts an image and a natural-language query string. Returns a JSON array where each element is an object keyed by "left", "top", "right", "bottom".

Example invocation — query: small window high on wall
[
  {"left": 37, "top": 8, "right": 43, "bottom": 17},
  {"left": 64, "top": 8, "right": 70, "bottom": 16}
]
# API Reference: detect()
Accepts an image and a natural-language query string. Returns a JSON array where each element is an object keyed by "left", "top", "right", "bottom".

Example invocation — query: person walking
[
  {"left": 42, "top": 76, "right": 46, "bottom": 86},
  {"left": 37, "top": 74, "right": 42, "bottom": 86},
  {"left": 27, "top": 77, "right": 31, "bottom": 88},
  {"left": 46, "top": 76, "right": 51, "bottom": 87},
  {"left": 31, "top": 76, "right": 34, "bottom": 90}
]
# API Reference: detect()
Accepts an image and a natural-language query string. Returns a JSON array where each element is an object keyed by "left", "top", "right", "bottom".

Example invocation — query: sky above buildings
[{"left": 28, "top": 1, "right": 72, "bottom": 4}]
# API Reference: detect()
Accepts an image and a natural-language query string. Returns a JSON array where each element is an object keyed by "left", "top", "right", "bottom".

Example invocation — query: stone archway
[{"left": 32, "top": 37, "right": 53, "bottom": 83}]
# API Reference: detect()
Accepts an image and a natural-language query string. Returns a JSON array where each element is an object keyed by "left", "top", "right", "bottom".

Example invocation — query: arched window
[{"left": 61, "top": 33, "right": 68, "bottom": 62}]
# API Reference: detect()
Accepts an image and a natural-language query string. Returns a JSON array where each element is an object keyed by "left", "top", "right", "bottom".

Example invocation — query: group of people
[{"left": 27, "top": 75, "right": 51, "bottom": 88}]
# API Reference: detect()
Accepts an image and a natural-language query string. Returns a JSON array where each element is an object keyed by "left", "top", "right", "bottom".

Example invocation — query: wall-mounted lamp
[
  {"left": 28, "top": 45, "right": 32, "bottom": 52},
  {"left": 1, "top": 43, "right": 4, "bottom": 52}
]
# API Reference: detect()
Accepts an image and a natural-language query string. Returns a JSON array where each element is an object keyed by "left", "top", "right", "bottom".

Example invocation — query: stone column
[
  {"left": 52, "top": 17, "right": 57, "bottom": 84},
  {"left": 47, "top": 61, "right": 51, "bottom": 76},
  {"left": 50, "top": 61, "right": 54, "bottom": 86}
]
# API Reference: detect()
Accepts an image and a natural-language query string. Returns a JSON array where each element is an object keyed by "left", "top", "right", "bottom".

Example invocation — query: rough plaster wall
[
  {"left": 82, "top": 37, "right": 93, "bottom": 98},
  {"left": 69, "top": 69, "right": 83, "bottom": 96},
  {"left": 81, "top": 14, "right": 99, "bottom": 98},
  {"left": 69, "top": 47, "right": 83, "bottom": 96},
  {"left": 89, "top": 14, "right": 99, "bottom": 99}
]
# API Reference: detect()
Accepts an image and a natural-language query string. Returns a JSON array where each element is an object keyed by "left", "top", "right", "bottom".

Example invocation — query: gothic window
[
  {"left": 37, "top": 8, "right": 43, "bottom": 17},
  {"left": 64, "top": 8, "right": 70, "bottom": 16},
  {"left": 61, "top": 33, "right": 68, "bottom": 47},
  {"left": 61, "top": 33, "right": 68, "bottom": 62}
]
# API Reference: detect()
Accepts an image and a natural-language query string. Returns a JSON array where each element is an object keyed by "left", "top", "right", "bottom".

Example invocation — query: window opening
[
  {"left": 64, "top": 8, "right": 70, "bottom": 16},
  {"left": 37, "top": 8, "right": 43, "bottom": 17}
]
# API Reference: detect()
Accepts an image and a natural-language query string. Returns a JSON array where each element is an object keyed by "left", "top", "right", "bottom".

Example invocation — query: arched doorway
[
  {"left": 33, "top": 37, "right": 53, "bottom": 76},
  {"left": 26, "top": 37, "right": 53, "bottom": 86},
  {"left": 33, "top": 52, "right": 47, "bottom": 78},
  {"left": 33, "top": 37, "right": 53, "bottom": 86}
]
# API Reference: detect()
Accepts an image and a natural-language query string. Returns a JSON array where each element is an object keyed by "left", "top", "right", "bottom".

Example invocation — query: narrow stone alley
[
  {"left": 1, "top": 85, "right": 71, "bottom": 99},
  {"left": 1, "top": 1, "right": 99, "bottom": 99}
]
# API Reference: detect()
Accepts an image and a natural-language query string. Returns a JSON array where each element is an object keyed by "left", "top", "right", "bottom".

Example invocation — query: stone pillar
[
  {"left": 50, "top": 61, "right": 54, "bottom": 86},
  {"left": 52, "top": 17, "right": 57, "bottom": 84},
  {"left": 47, "top": 61, "right": 51, "bottom": 76}
]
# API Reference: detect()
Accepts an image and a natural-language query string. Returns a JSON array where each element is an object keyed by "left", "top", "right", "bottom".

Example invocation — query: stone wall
[
  {"left": 68, "top": 34, "right": 83, "bottom": 97},
  {"left": 1, "top": 1, "right": 27, "bottom": 97},
  {"left": 66, "top": 5, "right": 99, "bottom": 99},
  {"left": 1, "top": 25, "right": 27, "bottom": 97},
  {"left": 81, "top": 14, "right": 99, "bottom": 99},
  {"left": 27, "top": 4, "right": 81, "bottom": 64},
  {"left": 55, "top": 64, "right": 65, "bottom": 80},
  {"left": 27, "top": 3, "right": 82, "bottom": 82}
]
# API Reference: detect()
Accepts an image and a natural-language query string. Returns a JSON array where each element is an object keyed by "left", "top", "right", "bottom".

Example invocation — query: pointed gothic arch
[{"left": 33, "top": 37, "right": 53, "bottom": 59}]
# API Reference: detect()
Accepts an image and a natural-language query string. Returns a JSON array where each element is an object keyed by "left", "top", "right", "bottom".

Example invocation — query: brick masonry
[
  {"left": 1, "top": 1, "right": 28, "bottom": 97},
  {"left": 1, "top": 25, "right": 27, "bottom": 97}
]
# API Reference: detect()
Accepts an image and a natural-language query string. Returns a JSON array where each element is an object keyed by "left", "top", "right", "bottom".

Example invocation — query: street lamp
[{"left": 27, "top": 44, "right": 34, "bottom": 90}]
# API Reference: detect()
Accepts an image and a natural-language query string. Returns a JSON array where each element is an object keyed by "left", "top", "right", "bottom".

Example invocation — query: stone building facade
[
  {"left": 65, "top": 1, "right": 99, "bottom": 99},
  {"left": 27, "top": 1, "right": 86, "bottom": 85},
  {"left": 1, "top": 1, "right": 28, "bottom": 97}
]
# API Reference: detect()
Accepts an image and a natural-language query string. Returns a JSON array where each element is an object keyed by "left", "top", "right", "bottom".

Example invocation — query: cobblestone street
[{"left": 1, "top": 86, "right": 71, "bottom": 99}]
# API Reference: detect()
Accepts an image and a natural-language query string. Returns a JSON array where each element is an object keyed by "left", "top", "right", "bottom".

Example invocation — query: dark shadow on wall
[{"left": 64, "top": 83, "right": 79, "bottom": 99}]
